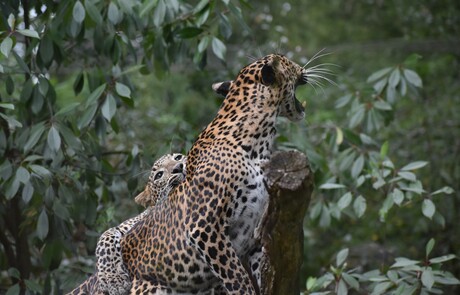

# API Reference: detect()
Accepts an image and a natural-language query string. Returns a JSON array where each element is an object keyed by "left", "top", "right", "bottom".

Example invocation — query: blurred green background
[{"left": 0, "top": 0, "right": 459, "bottom": 294}]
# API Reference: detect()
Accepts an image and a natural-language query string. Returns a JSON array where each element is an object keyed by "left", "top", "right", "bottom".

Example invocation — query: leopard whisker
[{"left": 306, "top": 73, "right": 338, "bottom": 87}]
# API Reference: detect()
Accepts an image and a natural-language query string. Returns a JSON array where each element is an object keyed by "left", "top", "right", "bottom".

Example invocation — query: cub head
[{"left": 135, "top": 153, "right": 186, "bottom": 207}]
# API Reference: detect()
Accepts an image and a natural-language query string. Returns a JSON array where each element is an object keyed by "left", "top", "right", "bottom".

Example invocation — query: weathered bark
[{"left": 261, "top": 150, "right": 313, "bottom": 295}]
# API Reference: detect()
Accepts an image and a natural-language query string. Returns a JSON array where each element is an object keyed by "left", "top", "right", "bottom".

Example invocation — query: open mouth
[{"left": 294, "top": 95, "right": 305, "bottom": 113}]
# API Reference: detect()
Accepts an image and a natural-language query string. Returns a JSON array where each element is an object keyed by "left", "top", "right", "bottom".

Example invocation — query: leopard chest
[{"left": 227, "top": 162, "right": 268, "bottom": 255}]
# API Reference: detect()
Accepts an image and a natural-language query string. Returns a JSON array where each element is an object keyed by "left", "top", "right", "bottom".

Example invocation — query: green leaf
[
  {"left": 53, "top": 200, "right": 70, "bottom": 220},
  {"left": 403, "top": 69, "right": 422, "bottom": 87},
  {"left": 374, "top": 100, "right": 392, "bottom": 111},
  {"left": 47, "top": 125, "right": 61, "bottom": 152},
  {"left": 422, "top": 199, "right": 435, "bottom": 219},
  {"left": 401, "top": 161, "right": 428, "bottom": 171},
  {"left": 219, "top": 13, "right": 232, "bottom": 39},
  {"left": 335, "top": 94, "right": 352, "bottom": 108},
  {"left": 336, "top": 248, "right": 349, "bottom": 267},
  {"left": 380, "top": 141, "right": 389, "bottom": 158},
  {"left": 429, "top": 254, "right": 456, "bottom": 264},
  {"left": 102, "top": 93, "right": 117, "bottom": 121},
  {"left": 426, "top": 238, "right": 435, "bottom": 257},
  {"left": 431, "top": 186, "right": 454, "bottom": 196},
  {"left": 24, "top": 280, "right": 42, "bottom": 293},
  {"left": 6, "top": 284, "right": 20, "bottom": 295},
  {"left": 108, "top": 2, "right": 120, "bottom": 25},
  {"left": 73, "top": 1, "right": 86, "bottom": 23},
  {"left": 320, "top": 183, "right": 345, "bottom": 190},
  {"left": 319, "top": 206, "right": 331, "bottom": 227},
  {"left": 16, "top": 166, "right": 30, "bottom": 184},
  {"left": 39, "top": 34, "right": 54, "bottom": 65},
  {"left": 421, "top": 268, "right": 434, "bottom": 290},
  {"left": 7, "top": 14, "right": 15, "bottom": 29},
  {"left": 17, "top": 29, "right": 40, "bottom": 39},
  {"left": 372, "top": 77, "right": 387, "bottom": 93},
  {"left": 211, "top": 37, "right": 226, "bottom": 61},
  {"left": 351, "top": 154, "right": 364, "bottom": 178},
  {"left": 389, "top": 68, "right": 401, "bottom": 88},
  {"left": 78, "top": 101, "right": 98, "bottom": 130},
  {"left": 391, "top": 258, "right": 420, "bottom": 268},
  {"left": 153, "top": 0, "right": 166, "bottom": 27},
  {"left": 198, "top": 36, "right": 211, "bottom": 53},
  {"left": 22, "top": 182, "right": 34, "bottom": 204},
  {"left": 55, "top": 102, "right": 80, "bottom": 117},
  {"left": 193, "top": 0, "right": 209, "bottom": 13},
  {"left": 73, "top": 72, "right": 84, "bottom": 95},
  {"left": 0, "top": 103, "right": 14, "bottom": 110},
  {"left": 29, "top": 164, "right": 51, "bottom": 179},
  {"left": 367, "top": 67, "right": 392, "bottom": 83},
  {"left": 337, "top": 279, "right": 348, "bottom": 295},
  {"left": 371, "top": 282, "right": 391, "bottom": 295},
  {"left": 335, "top": 127, "right": 343, "bottom": 145},
  {"left": 1, "top": 37, "right": 13, "bottom": 57},
  {"left": 338, "top": 192, "right": 352, "bottom": 210},
  {"left": 353, "top": 195, "right": 366, "bottom": 218},
  {"left": 37, "top": 209, "right": 49, "bottom": 240},
  {"left": 13, "top": 51, "right": 30, "bottom": 74},
  {"left": 309, "top": 201, "right": 322, "bottom": 220},
  {"left": 392, "top": 188, "right": 404, "bottom": 205},
  {"left": 348, "top": 105, "right": 365, "bottom": 128},
  {"left": 85, "top": 83, "right": 106, "bottom": 108},
  {"left": 85, "top": 0, "right": 103, "bottom": 24},
  {"left": 176, "top": 27, "right": 203, "bottom": 39},
  {"left": 342, "top": 273, "right": 359, "bottom": 290},
  {"left": 397, "top": 171, "right": 416, "bottom": 182},
  {"left": 24, "top": 123, "right": 46, "bottom": 152},
  {"left": 115, "top": 82, "right": 131, "bottom": 98},
  {"left": 8, "top": 268, "right": 20, "bottom": 279}
]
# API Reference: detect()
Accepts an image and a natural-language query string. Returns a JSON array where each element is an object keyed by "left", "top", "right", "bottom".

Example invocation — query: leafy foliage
[{"left": 0, "top": 0, "right": 459, "bottom": 294}]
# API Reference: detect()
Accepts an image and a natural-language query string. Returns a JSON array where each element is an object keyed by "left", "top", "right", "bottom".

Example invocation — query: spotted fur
[
  {"left": 121, "top": 54, "right": 310, "bottom": 294},
  {"left": 67, "top": 153, "right": 186, "bottom": 295}
]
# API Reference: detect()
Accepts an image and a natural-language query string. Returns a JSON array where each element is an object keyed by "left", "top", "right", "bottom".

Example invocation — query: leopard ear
[
  {"left": 261, "top": 56, "right": 280, "bottom": 86},
  {"left": 261, "top": 64, "right": 276, "bottom": 86},
  {"left": 134, "top": 188, "right": 149, "bottom": 207},
  {"left": 212, "top": 80, "right": 233, "bottom": 97}
]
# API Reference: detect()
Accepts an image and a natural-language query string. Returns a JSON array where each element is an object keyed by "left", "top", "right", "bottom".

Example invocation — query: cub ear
[
  {"left": 134, "top": 189, "right": 149, "bottom": 208},
  {"left": 261, "top": 64, "right": 276, "bottom": 86},
  {"left": 212, "top": 80, "right": 233, "bottom": 97}
]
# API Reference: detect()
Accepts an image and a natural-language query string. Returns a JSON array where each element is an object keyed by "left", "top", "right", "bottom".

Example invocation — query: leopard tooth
[{"left": 302, "top": 101, "right": 307, "bottom": 108}]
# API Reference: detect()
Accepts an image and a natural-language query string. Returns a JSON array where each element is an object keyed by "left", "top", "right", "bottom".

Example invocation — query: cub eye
[
  {"left": 174, "top": 154, "right": 183, "bottom": 161},
  {"left": 154, "top": 171, "right": 164, "bottom": 180}
]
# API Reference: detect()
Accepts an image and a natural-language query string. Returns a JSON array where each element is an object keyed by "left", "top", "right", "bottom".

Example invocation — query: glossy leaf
[
  {"left": 320, "top": 183, "right": 346, "bottom": 190},
  {"left": 73, "top": 1, "right": 86, "bottom": 23},
  {"left": 47, "top": 126, "right": 61, "bottom": 152},
  {"left": 1, "top": 37, "right": 13, "bottom": 57},
  {"left": 153, "top": 0, "right": 166, "bottom": 27},
  {"left": 108, "top": 2, "right": 120, "bottom": 25},
  {"left": 338, "top": 192, "right": 352, "bottom": 210},
  {"left": 403, "top": 69, "right": 422, "bottom": 87},
  {"left": 422, "top": 199, "right": 435, "bottom": 219},
  {"left": 429, "top": 254, "right": 456, "bottom": 264},
  {"left": 102, "top": 94, "right": 117, "bottom": 121},
  {"left": 115, "top": 82, "right": 131, "bottom": 98},
  {"left": 367, "top": 67, "right": 391, "bottom": 83},
  {"left": 336, "top": 248, "right": 349, "bottom": 267},
  {"left": 85, "top": 0, "right": 103, "bottom": 24},
  {"left": 426, "top": 238, "right": 435, "bottom": 257},
  {"left": 176, "top": 27, "right": 203, "bottom": 39},
  {"left": 37, "top": 209, "right": 49, "bottom": 240},
  {"left": 351, "top": 154, "right": 364, "bottom": 178},
  {"left": 17, "top": 29, "right": 40, "bottom": 39},
  {"left": 353, "top": 195, "right": 366, "bottom": 218},
  {"left": 389, "top": 68, "right": 401, "bottom": 88},
  {"left": 24, "top": 123, "right": 46, "bottom": 152},
  {"left": 211, "top": 37, "right": 226, "bottom": 61},
  {"left": 401, "top": 161, "right": 428, "bottom": 171},
  {"left": 421, "top": 268, "right": 434, "bottom": 290}
]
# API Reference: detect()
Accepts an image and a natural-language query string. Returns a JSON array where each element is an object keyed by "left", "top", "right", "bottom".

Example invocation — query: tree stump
[{"left": 260, "top": 150, "right": 313, "bottom": 295}]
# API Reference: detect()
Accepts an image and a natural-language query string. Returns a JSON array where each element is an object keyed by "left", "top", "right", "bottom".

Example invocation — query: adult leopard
[
  {"left": 68, "top": 153, "right": 186, "bottom": 295},
  {"left": 121, "top": 54, "right": 311, "bottom": 294}
]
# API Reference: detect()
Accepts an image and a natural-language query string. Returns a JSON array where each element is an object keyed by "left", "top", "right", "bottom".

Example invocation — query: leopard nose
[{"left": 172, "top": 163, "right": 184, "bottom": 174}]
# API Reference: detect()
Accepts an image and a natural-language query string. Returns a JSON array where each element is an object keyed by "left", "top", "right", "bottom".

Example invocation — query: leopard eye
[
  {"left": 174, "top": 154, "right": 183, "bottom": 161},
  {"left": 154, "top": 171, "right": 164, "bottom": 180}
]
